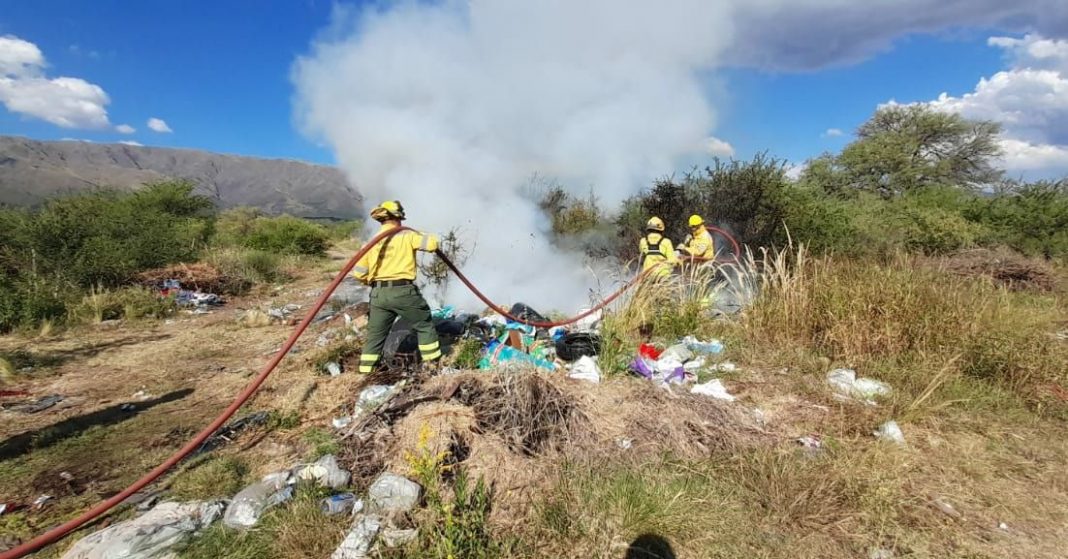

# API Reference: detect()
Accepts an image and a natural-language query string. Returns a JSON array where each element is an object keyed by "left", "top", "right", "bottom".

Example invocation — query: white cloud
[
  {"left": 118, "top": 140, "right": 143, "bottom": 146},
  {"left": 998, "top": 138, "right": 1068, "bottom": 172},
  {"left": 919, "top": 34, "right": 1068, "bottom": 176},
  {"left": 0, "top": 35, "right": 44, "bottom": 77},
  {"left": 115, "top": 123, "right": 135, "bottom": 134},
  {"left": 823, "top": 128, "right": 844, "bottom": 137},
  {"left": 785, "top": 162, "right": 807, "bottom": 181},
  {"left": 705, "top": 136, "right": 736, "bottom": 157},
  {"left": 147, "top": 117, "right": 172, "bottom": 133},
  {"left": 59, "top": 137, "right": 93, "bottom": 143},
  {"left": 0, "top": 34, "right": 113, "bottom": 129}
]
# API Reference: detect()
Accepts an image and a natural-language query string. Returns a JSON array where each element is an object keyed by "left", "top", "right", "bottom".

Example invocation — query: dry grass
[{"left": 939, "top": 247, "right": 1058, "bottom": 292}]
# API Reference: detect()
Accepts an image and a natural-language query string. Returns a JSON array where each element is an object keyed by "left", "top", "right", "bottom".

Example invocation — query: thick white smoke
[{"left": 292, "top": 1, "right": 736, "bottom": 312}]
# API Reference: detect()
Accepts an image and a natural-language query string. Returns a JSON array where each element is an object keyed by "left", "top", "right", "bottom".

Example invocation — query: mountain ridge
[{"left": 0, "top": 136, "right": 362, "bottom": 218}]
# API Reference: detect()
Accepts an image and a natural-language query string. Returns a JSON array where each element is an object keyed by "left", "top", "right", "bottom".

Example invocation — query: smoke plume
[{"left": 292, "top": 1, "right": 736, "bottom": 311}]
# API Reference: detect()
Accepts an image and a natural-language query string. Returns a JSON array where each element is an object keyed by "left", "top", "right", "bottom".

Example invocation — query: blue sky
[{"left": 1, "top": 1, "right": 1065, "bottom": 177}]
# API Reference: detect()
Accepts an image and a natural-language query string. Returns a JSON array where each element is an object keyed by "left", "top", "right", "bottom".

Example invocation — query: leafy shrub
[
  {"left": 204, "top": 248, "right": 287, "bottom": 287},
  {"left": 214, "top": 209, "right": 329, "bottom": 256}
]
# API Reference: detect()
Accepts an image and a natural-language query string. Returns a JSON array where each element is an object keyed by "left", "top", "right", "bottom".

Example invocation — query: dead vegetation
[
  {"left": 938, "top": 247, "right": 1058, "bottom": 291},
  {"left": 137, "top": 262, "right": 251, "bottom": 295}
]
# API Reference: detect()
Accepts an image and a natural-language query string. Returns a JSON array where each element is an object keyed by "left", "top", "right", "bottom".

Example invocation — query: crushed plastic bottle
[
  {"left": 682, "top": 335, "right": 724, "bottom": 355},
  {"left": 222, "top": 472, "right": 292, "bottom": 529}
]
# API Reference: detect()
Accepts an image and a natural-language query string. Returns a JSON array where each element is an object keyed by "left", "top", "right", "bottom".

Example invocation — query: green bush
[
  {"left": 214, "top": 209, "right": 329, "bottom": 256},
  {"left": 204, "top": 248, "right": 287, "bottom": 287}
]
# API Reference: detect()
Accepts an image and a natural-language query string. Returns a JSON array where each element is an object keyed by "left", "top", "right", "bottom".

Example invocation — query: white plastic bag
[
  {"left": 294, "top": 454, "right": 351, "bottom": 490},
  {"left": 61, "top": 501, "right": 224, "bottom": 559},
  {"left": 874, "top": 420, "right": 905, "bottom": 445},
  {"left": 690, "top": 379, "right": 736, "bottom": 401},
  {"left": 568, "top": 356, "right": 601, "bottom": 383}
]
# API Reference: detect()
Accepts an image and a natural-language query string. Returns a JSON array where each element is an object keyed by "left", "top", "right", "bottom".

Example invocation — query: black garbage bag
[
  {"left": 384, "top": 320, "right": 418, "bottom": 358},
  {"left": 555, "top": 332, "right": 602, "bottom": 362},
  {"left": 434, "top": 318, "right": 467, "bottom": 337},
  {"left": 509, "top": 302, "right": 549, "bottom": 325}
]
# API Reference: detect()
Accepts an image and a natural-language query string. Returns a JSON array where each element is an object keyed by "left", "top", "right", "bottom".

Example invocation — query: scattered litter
[
  {"left": 325, "top": 362, "right": 342, "bottom": 377},
  {"left": 509, "top": 302, "right": 549, "bottom": 325},
  {"left": 629, "top": 357, "right": 654, "bottom": 380},
  {"left": 932, "top": 497, "right": 962, "bottom": 520},
  {"left": 120, "top": 403, "right": 136, "bottom": 412},
  {"left": 60, "top": 500, "right": 224, "bottom": 559},
  {"left": 479, "top": 341, "right": 556, "bottom": 371},
  {"left": 572, "top": 307, "right": 602, "bottom": 332},
  {"left": 381, "top": 528, "right": 418, "bottom": 548},
  {"left": 638, "top": 343, "right": 662, "bottom": 360},
  {"left": 567, "top": 356, "right": 601, "bottom": 384},
  {"left": 658, "top": 344, "right": 694, "bottom": 364},
  {"left": 197, "top": 411, "right": 269, "bottom": 454},
  {"left": 690, "top": 379, "right": 735, "bottom": 401},
  {"left": 354, "top": 384, "right": 402, "bottom": 418},
  {"left": 431, "top": 306, "right": 455, "bottom": 320},
  {"left": 752, "top": 408, "right": 766, "bottom": 426},
  {"left": 683, "top": 335, "right": 724, "bottom": 355},
  {"left": 223, "top": 472, "right": 292, "bottom": 529},
  {"left": 367, "top": 473, "right": 421, "bottom": 516},
  {"left": 616, "top": 438, "right": 633, "bottom": 450},
  {"left": 321, "top": 494, "right": 359, "bottom": 516},
  {"left": 32, "top": 495, "right": 51, "bottom": 509},
  {"left": 874, "top": 420, "right": 905, "bottom": 445},
  {"left": 869, "top": 548, "right": 894, "bottom": 559},
  {"left": 682, "top": 357, "right": 706, "bottom": 372},
  {"left": 555, "top": 333, "right": 602, "bottom": 362},
  {"left": 131, "top": 390, "right": 152, "bottom": 401},
  {"left": 710, "top": 362, "right": 737, "bottom": 373},
  {"left": 294, "top": 454, "right": 351, "bottom": 490},
  {"left": 11, "top": 394, "right": 63, "bottom": 414},
  {"left": 797, "top": 435, "right": 822, "bottom": 452},
  {"left": 332, "top": 514, "right": 382, "bottom": 559},
  {"left": 827, "top": 369, "right": 891, "bottom": 404},
  {"left": 332, "top": 416, "right": 353, "bottom": 430},
  {"left": 998, "top": 521, "right": 1009, "bottom": 531},
  {"left": 0, "top": 504, "right": 6, "bottom": 516}
]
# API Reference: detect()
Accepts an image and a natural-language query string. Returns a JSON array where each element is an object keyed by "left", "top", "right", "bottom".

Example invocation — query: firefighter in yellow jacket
[
  {"left": 638, "top": 217, "right": 678, "bottom": 278},
  {"left": 680, "top": 214, "right": 716, "bottom": 261},
  {"left": 352, "top": 201, "right": 441, "bottom": 373}
]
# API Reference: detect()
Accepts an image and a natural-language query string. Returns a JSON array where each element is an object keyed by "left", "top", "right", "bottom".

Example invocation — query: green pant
[{"left": 359, "top": 284, "right": 441, "bottom": 373}]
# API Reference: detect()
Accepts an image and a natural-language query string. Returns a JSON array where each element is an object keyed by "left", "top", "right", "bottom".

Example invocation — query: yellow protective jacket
[
  {"left": 639, "top": 232, "right": 677, "bottom": 277},
  {"left": 682, "top": 226, "right": 716, "bottom": 260},
  {"left": 352, "top": 223, "right": 439, "bottom": 282}
]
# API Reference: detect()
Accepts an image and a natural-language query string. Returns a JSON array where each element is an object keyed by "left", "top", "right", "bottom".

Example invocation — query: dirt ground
[{"left": 3, "top": 256, "right": 1068, "bottom": 559}]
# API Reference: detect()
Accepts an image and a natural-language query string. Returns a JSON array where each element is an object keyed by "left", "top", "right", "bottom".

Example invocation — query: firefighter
[
  {"left": 638, "top": 217, "right": 677, "bottom": 278},
  {"left": 352, "top": 200, "right": 441, "bottom": 374},
  {"left": 680, "top": 214, "right": 716, "bottom": 261}
]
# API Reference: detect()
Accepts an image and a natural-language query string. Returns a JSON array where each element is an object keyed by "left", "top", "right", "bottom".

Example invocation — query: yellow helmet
[
  {"left": 688, "top": 214, "right": 704, "bottom": 227},
  {"left": 646, "top": 216, "right": 665, "bottom": 232},
  {"left": 370, "top": 200, "right": 406, "bottom": 222}
]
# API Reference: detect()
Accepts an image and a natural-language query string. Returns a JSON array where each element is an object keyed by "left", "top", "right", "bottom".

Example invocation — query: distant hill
[{"left": 0, "top": 136, "right": 362, "bottom": 218}]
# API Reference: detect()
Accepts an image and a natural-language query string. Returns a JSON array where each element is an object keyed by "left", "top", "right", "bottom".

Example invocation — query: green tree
[{"left": 813, "top": 105, "right": 1003, "bottom": 195}]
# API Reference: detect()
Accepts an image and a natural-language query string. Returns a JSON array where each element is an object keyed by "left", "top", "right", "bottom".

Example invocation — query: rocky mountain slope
[{"left": 0, "top": 136, "right": 361, "bottom": 217}]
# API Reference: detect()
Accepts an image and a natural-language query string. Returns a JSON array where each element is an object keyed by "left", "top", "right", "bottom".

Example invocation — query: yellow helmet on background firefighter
[
  {"left": 688, "top": 214, "right": 704, "bottom": 227},
  {"left": 646, "top": 216, "right": 666, "bottom": 232}
]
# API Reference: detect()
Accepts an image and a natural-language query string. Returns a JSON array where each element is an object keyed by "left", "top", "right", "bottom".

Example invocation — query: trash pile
[
  {"left": 59, "top": 452, "right": 424, "bottom": 559},
  {"left": 628, "top": 335, "right": 737, "bottom": 399},
  {"left": 158, "top": 279, "right": 224, "bottom": 315}
]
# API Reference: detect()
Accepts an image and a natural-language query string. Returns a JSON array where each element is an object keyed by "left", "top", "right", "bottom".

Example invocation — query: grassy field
[{"left": 1, "top": 245, "right": 1066, "bottom": 559}]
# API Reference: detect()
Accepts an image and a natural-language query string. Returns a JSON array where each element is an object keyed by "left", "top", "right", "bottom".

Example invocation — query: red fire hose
[
  {"left": 4, "top": 223, "right": 740, "bottom": 557},
  {"left": 434, "top": 251, "right": 652, "bottom": 328},
  {"left": 0, "top": 226, "right": 412, "bottom": 559}
]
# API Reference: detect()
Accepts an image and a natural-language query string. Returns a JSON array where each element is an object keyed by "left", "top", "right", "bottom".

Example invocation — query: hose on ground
[{"left": 0, "top": 226, "right": 413, "bottom": 559}]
